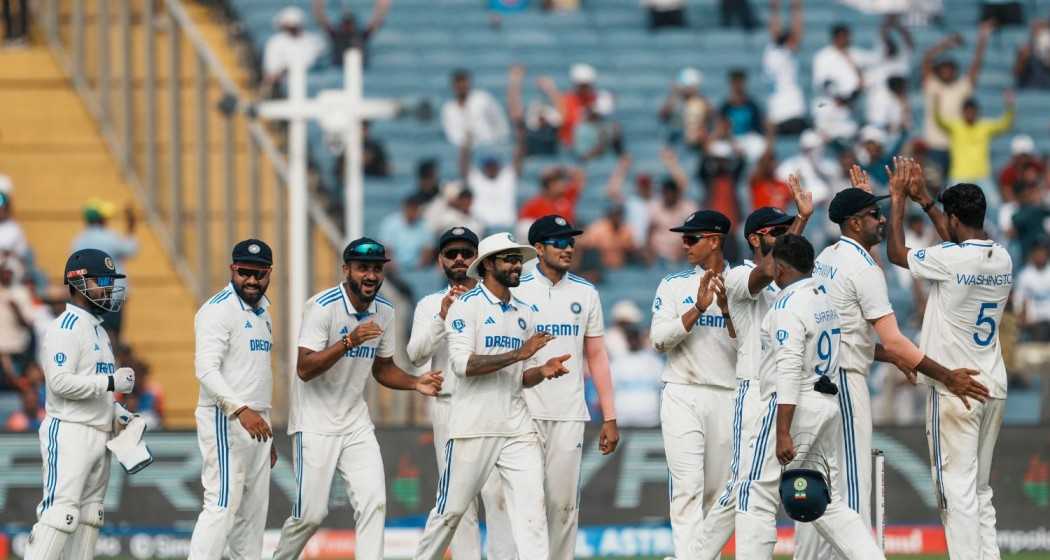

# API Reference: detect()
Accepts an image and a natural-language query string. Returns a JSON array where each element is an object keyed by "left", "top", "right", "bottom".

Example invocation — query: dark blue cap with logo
[
  {"left": 438, "top": 226, "right": 479, "bottom": 250},
  {"left": 64, "top": 248, "right": 125, "bottom": 285},
  {"left": 669, "top": 210, "right": 731, "bottom": 234},
  {"left": 232, "top": 239, "right": 273, "bottom": 266},
  {"left": 779, "top": 468, "right": 832, "bottom": 522},
  {"left": 343, "top": 237, "right": 391, "bottom": 263},
  {"left": 528, "top": 214, "right": 584, "bottom": 245},
  {"left": 745, "top": 207, "right": 796, "bottom": 237},
  {"left": 828, "top": 188, "right": 890, "bottom": 224}
]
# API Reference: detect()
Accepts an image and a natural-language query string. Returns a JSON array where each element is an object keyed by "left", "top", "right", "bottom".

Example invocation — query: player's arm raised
[
  {"left": 886, "top": 157, "right": 923, "bottom": 269},
  {"left": 786, "top": 173, "right": 813, "bottom": 236}
]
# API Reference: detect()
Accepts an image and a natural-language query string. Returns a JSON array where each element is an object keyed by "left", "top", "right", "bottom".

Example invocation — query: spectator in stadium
[
  {"left": 775, "top": 129, "right": 840, "bottom": 209},
  {"left": 379, "top": 193, "right": 434, "bottom": 271},
  {"left": 4, "top": 386, "right": 44, "bottom": 432},
  {"left": 0, "top": 259, "right": 35, "bottom": 391},
  {"left": 414, "top": 159, "right": 441, "bottom": 203},
  {"left": 519, "top": 166, "right": 585, "bottom": 225},
  {"left": 261, "top": 6, "right": 326, "bottom": 96},
  {"left": 866, "top": 75, "right": 912, "bottom": 135},
  {"left": 507, "top": 64, "right": 560, "bottom": 157},
  {"left": 811, "top": 23, "right": 875, "bottom": 101},
  {"left": 458, "top": 127, "right": 524, "bottom": 234},
  {"left": 697, "top": 139, "right": 745, "bottom": 230},
  {"left": 116, "top": 345, "right": 164, "bottom": 429},
  {"left": 763, "top": 0, "right": 807, "bottom": 136},
  {"left": 441, "top": 68, "right": 510, "bottom": 148},
  {"left": 573, "top": 95, "right": 622, "bottom": 161},
  {"left": 536, "top": 64, "right": 615, "bottom": 147},
  {"left": 864, "top": 15, "right": 914, "bottom": 100},
  {"left": 921, "top": 23, "right": 992, "bottom": 176},
  {"left": 604, "top": 299, "right": 645, "bottom": 359},
  {"left": 579, "top": 203, "right": 642, "bottom": 269},
  {"left": 647, "top": 150, "right": 698, "bottom": 263},
  {"left": 642, "top": 0, "right": 686, "bottom": 30},
  {"left": 811, "top": 81, "right": 859, "bottom": 142},
  {"left": 1009, "top": 180, "right": 1050, "bottom": 262},
  {"left": 934, "top": 90, "right": 1015, "bottom": 209},
  {"left": 720, "top": 69, "right": 766, "bottom": 162},
  {"left": 311, "top": 0, "right": 389, "bottom": 68},
  {"left": 750, "top": 147, "right": 792, "bottom": 211},
  {"left": 605, "top": 154, "right": 653, "bottom": 249},
  {"left": 857, "top": 125, "right": 908, "bottom": 190},
  {"left": 334, "top": 121, "right": 391, "bottom": 181},
  {"left": 0, "top": 190, "right": 27, "bottom": 258},
  {"left": 659, "top": 68, "right": 711, "bottom": 147},
  {"left": 424, "top": 181, "right": 483, "bottom": 236},
  {"left": 1015, "top": 240, "right": 1050, "bottom": 341},
  {"left": 998, "top": 135, "right": 1045, "bottom": 202},
  {"left": 610, "top": 322, "right": 663, "bottom": 427},
  {"left": 720, "top": 0, "right": 757, "bottom": 30},
  {"left": 72, "top": 200, "right": 139, "bottom": 277},
  {"left": 1014, "top": 20, "right": 1050, "bottom": 89}
]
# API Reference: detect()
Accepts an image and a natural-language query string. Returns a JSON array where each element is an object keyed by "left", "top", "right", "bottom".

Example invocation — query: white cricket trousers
[
  {"left": 430, "top": 396, "right": 517, "bottom": 560},
  {"left": 25, "top": 417, "right": 110, "bottom": 560},
  {"left": 690, "top": 378, "right": 763, "bottom": 559},
  {"left": 189, "top": 406, "right": 271, "bottom": 560},
  {"left": 272, "top": 426, "right": 387, "bottom": 560},
  {"left": 795, "top": 369, "right": 872, "bottom": 560},
  {"left": 414, "top": 433, "right": 549, "bottom": 560},
  {"left": 534, "top": 419, "right": 585, "bottom": 560},
  {"left": 734, "top": 392, "right": 884, "bottom": 560},
  {"left": 660, "top": 382, "right": 734, "bottom": 560},
  {"left": 927, "top": 389, "right": 1004, "bottom": 560}
]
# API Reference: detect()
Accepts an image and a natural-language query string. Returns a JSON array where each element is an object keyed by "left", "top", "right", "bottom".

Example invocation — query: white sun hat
[{"left": 466, "top": 232, "right": 538, "bottom": 280}]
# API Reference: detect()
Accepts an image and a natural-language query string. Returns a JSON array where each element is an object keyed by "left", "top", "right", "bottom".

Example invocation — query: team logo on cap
[
  {"left": 793, "top": 477, "right": 808, "bottom": 499},
  {"left": 518, "top": 318, "right": 527, "bottom": 330},
  {"left": 104, "top": 257, "right": 115, "bottom": 271},
  {"left": 570, "top": 302, "right": 582, "bottom": 314},
  {"left": 248, "top": 244, "right": 261, "bottom": 254},
  {"left": 452, "top": 227, "right": 465, "bottom": 236},
  {"left": 555, "top": 217, "right": 567, "bottom": 226}
]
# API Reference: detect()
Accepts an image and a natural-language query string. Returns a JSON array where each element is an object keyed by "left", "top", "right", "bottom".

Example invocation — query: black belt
[{"left": 814, "top": 375, "right": 838, "bottom": 396}]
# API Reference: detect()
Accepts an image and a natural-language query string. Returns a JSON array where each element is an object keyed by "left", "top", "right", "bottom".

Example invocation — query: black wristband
[
  {"left": 921, "top": 200, "right": 936, "bottom": 213},
  {"left": 107, "top": 376, "right": 115, "bottom": 392}
]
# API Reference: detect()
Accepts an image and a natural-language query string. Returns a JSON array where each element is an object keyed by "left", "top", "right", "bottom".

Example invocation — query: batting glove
[{"left": 112, "top": 367, "right": 135, "bottom": 394}]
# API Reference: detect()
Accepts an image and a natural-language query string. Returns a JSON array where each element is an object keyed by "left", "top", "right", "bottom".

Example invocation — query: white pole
[
  {"left": 344, "top": 49, "right": 364, "bottom": 243},
  {"left": 873, "top": 448, "right": 886, "bottom": 551},
  {"left": 287, "top": 59, "right": 309, "bottom": 376}
]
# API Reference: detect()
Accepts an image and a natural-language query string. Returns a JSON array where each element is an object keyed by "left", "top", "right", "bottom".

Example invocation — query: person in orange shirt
[
  {"left": 537, "top": 64, "right": 615, "bottom": 146},
  {"left": 579, "top": 204, "right": 642, "bottom": 269}
]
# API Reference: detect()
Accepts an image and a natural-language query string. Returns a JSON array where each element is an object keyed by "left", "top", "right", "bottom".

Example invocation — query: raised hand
[
  {"left": 886, "top": 156, "right": 910, "bottom": 201},
  {"left": 712, "top": 274, "right": 730, "bottom": 314},
  {"left": 415, "top": 371, "right": 444, "bottom": 396},
  {"left": 849, "top": 164, "right": 873, "bottom": 193},
  {"left": 944, "top": 368, "right": 991, "bottom": 409},
  {"left": 695, "top": 269, "right": 716, "bottom": 311},
  {"left": 787, "top": 173, "right": 813, "bottom": 218},
  {"left": 518, "top": 332, "right": 555, "bottom": 361},
  {"left": 439, "top": 285, "right": 468, "bottom": 319}
]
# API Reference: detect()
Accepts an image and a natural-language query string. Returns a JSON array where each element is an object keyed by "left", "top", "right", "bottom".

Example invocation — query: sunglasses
[
  {"left": 851, "top": 208, "right": 882, "bottom": 221},
  {"left": 231, "top": 265, "right": 272, "bottom": 280},
  {"left": 542, "top": 237, "right": 575, "bottom": 249},
  {"left": 350, "top": 242, "right": 385, "bottom": 257},
  {"left": 93, "top": 276, "right": 116, "bottom": 287},
  {"left": 755, "top": 225, "right": 789, "bottom": 237},
  {"left": 442, "top": 248, "right": 476, "bottom": 260},
  {"left": 494, "top": 254, "right": 525, "bottom": 264},
  {"left": 682, "top": 233, "right": 722, "bottom": 246}
]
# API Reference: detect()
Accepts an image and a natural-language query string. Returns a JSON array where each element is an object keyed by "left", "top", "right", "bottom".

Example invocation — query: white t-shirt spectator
[
  {"left": 864, "top": 44, "right": 911, "bottom": 94},
  {"left": 922, "top": 78, "right": 972, "bottom": 150},
  {"left": 442, "top": 90, "right": 511, "bottom": 147},
  {"left": 812, "top": 45, "right": 877, "bottom": 98},
  {"left": 0, "top": 283, "right": 34, "bottom": 354},
  {"left": 811, "top": 96, "right": 858, "bottom": 141},
  {"left": 1015, "top": 262, "right": 1050, "bottom": 323},
  {"left": 762, "top": 44, "right": 806, "bottom": 124},
  {"left": 865, "top": 87, "right": 907, "bottom": 134},
  {"left": 0, "top": 219, "right": 28, "bottom": 257},
  {"left": 623, "top": 195, "right": 651, "bottom": 249},
  {"left": 776, "top": 150, "right": 841, "bottom": 204},
  {"left": 611, "top": 347, "right": 664, "bottom": 427},
  {"left": 378, "top": 213, "right": 431, "bottom": 271},
  {"left": 263, "top": 31, "right": 325, "bottom": 79},
  {"left": 467, "top": 166, "right": 517, "bottom": 230}
]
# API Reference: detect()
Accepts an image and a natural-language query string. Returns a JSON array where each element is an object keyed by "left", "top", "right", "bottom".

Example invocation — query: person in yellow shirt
[{"left": 934, "top": 90, "right": 1015, "bottom": 217}]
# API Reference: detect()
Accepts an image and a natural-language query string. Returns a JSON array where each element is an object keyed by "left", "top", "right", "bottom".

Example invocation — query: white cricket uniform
[
  {"left": 735, "top": 277, "right": 884, "bottom": 560},
  {"left": 692, "top": 260, "right": 780, "bottom": 559},
  {"left": 26, "top": 304, "right": 117, "bottom": 560},
  {"left": 515, "top": 269, "right": 603, "bottom": 560},
  {"left": 908, "top": 240, "right": 1012, "bottom": 559},
  {"left": 650, "top": 266, "right": 738, "bottom": 560},
  {"left": 188, "top": 285, "right": 274, "bottom": 560},
  {"left": 406, "top": 286, "right": 516, "bottom": 560},
  {"left": 273, "top": 284, "right": 396, "bottom": 560},
  {"left": 799, "top": 237, "right": 894, "bottom": 559},
  {"left": 414, "top": 283, "right": 549, "bottom": 560}
]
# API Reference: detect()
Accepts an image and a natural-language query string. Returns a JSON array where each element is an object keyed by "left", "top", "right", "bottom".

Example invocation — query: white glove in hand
[
  {"left": 113, "top": 367, "right": 135, "bottom": 394},
  {"left": 113, "top": 402, "right": 135, "bottom": 426}
]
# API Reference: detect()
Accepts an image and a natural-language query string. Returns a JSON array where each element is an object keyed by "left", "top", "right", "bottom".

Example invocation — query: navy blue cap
[
  {"left": 438, "top": 226, "right": 479, "bottom": 250},
  {"left": 343, "top": 237, "right": 391, "bottom": 263},
  {"left": 828, "top": 188, "right": 889, "bottom": 224},
  {"left": 745, "top": 207, "right": 796, "bottom": 237},
  {"left": 528, "top": 215, "right": 584, "bottom": 245},
  {"left": 232, "top": 239, "right": 273, "bottom": 266},
  {"left": 669, "top": 210, "right": 731, "bottom": 234},
  {"left": 64, "top": 248, "right": 125, "bottom": 284}
]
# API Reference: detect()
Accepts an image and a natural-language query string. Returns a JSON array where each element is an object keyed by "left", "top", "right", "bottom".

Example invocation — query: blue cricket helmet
[{"left": 779, "top": 468, "right": 831, "bottom": 522}]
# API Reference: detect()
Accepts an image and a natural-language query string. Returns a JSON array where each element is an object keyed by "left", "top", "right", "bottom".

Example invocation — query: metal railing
[{"left": 37, "top": 0, "right": 348, "bottom": 424}]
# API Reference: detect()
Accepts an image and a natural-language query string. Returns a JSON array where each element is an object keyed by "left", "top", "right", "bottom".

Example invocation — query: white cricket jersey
[
  {"left": 650, "top": 266, "right": 738, "bottom": 389},
  {"left": 40, "top": 304, "right": 117, "bottom": 430},
  {"left": 760, "top": 277, "right": 842, "bottom": 404},
  {"left": 445, "top": 283, "right": 537, "bottom": 438},
  {"left": 406, "top": 286, "right": 458, "bottom": 397},
  {"left": 812, "top": 237, "right": 894, "bottom": 375},
  {"left": 516, "top": 269, "right": 604, "bottom": 421},
  {"left": 195, "top": 284, "right": 274, "bottom": 416},
  {"left": 907, "top": 240, "right": 1013, "bottom": 399},
  {"left": 289, "top": 284, "right": 396, "bottom": 435},
  {"left": 725, "top": 260, "right": 780, "bottom": 381}
]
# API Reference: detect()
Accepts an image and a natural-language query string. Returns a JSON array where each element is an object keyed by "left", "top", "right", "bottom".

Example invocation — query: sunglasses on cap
[
  {"left": 682, "top": 233, "right": 722, "bottom": 246},
  {"left": 542, "top": 237, "right": 575, "bottom": 249},
  {"left": 442, "top": 248, "right": 476, "bottom": 260},
  {"left": 754, "top": 225, "right": 790, "bottom": 237},
  {"left": 231, "top": 264, "right": 272, "bottom": 280},
  {"left": 350, "top": 242, "right": 385, "bottom": 257},
  {"left": 494, "top": 253, "right": 525, "bottom": 264}
]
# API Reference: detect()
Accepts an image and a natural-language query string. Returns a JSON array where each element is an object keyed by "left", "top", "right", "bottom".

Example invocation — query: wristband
[
  {"left": 341, "top": 335, "right": 352, "bottom": 350},
  {"left": 107, "top": 376, "right": 115, "bottom": 392},
  {"left": 921, "top": 200, "right": 936, "bottom": 213}
]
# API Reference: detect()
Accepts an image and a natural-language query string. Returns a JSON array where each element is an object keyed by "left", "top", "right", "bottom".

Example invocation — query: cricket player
[
  {"left": 649, "top": 210, "right": 738, "bottom": 560},
  {"left": 189, "top": 240, "right": 277, "bottom": 560},
  {"left": 516, "top": 214, "right": 620, "bottom": 559},
  {"left": 885, "top": 161, "right": 1009, "bottom": 559},
  {"left": 798, "top": 184, "right": 990, "bottom": 558},
  {"left": 26, "top": 249, "right": 135, "bottom": 560},
  {"left": 413, "top": 232, "right": 572, "bottom": 560},
  {"left": 735, "top": 233, "right": 885, "bottom": 560},
  {"left": 273, "top": 238, "right": 443, "bottom": 560},
  {"left": 406, "top": 226, "right": 515, "bottom": 560},
  {"left": 692, "top": 174, "right": 813, "bottom": 558}
]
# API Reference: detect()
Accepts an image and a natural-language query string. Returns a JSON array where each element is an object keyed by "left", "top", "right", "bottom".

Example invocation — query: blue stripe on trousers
[
  {"left": 718, "top": 379, "right": 749, "bottom": 506},
  {"left": 739, "top": 394, "right": 777, "bottom": 512},
  {"left": 838, "top": 369, "right": 860, "bottom": 513},
  {"left": 216, "top": 407, "right": 229, "bottom": 508},
  {"left": 43, "top": 418, "right": 59, "bottom": 511},
  {"left": 437, "top": 440, "right": 453, "bottom": 514},
  {"left": 294, "top": 432, "right": 303, "bottom": 518},
  {"left": 932, "top": 390, "right": 946, "bottom": 509}
]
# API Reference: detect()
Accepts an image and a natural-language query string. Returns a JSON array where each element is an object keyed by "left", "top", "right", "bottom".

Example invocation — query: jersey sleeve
[
  {"left": 376, "top": 308, "right": 396, "bottom": 359},
  {"left": 406, "top": 295, "right": 446, "bottom": 369},
  {"left": 41, "top": 327, "right": 109, "bottom": 400},
  {"left": 907, "top": 244, "right": 953, "bottom": 283},
  {"left": 446, "top": 299, "right": 476, "bottom": 378},
  {"left": 194, "top": 305, "right": 246, "bottom": 417},
  {"left": 297, "top": 301, "right": 331, "bottom": 352},
  {"left": 584, "top": 287, "right": 605, "bottom": 337},
  {"left": 770, "top": 306, "right": 808, "bottom": 406},
  {"left": 650, "top": 278, "right": 689, "bottom": 351},
  {"left": 726, "top": 265, "right": 758, "bottom": 304},
  {"left": 850, "top": 268, "right": 894, "bottom": 322}
]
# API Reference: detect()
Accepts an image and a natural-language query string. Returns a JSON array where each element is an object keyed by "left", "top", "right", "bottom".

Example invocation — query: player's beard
[
  {"left": 443, "top": 263, "right": 469, "bottom": 285},
  {"left": 348, "top": 276, "right": 382, "bottom": 302},
  {"left": 493, "top": 267, "right": 520, "bottom": 288},
  {"left": 758, "top": 236, "right": 775, "bottom": 255},
  {"left": 234, "top": 283, "right": 266, "bottom": 306}
]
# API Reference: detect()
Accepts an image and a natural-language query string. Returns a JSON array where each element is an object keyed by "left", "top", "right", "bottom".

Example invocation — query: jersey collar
[
  {"left": 227, "top": 283, "right": 270, "bottom": 316},
  {"left": 478, "top": 282, "right": 524, "bottom": 313},
  {"left": 838, "top": 236, "right": 876, "bottom": 262},
  {"left": 533, "top": 265, "right": 566, "bottom": 288},
  {"left": 64, "top": 303, "right": 104, "bottom": 326},
  {"left": 339, "top": 282, "right": 378, "bottom": 320}
]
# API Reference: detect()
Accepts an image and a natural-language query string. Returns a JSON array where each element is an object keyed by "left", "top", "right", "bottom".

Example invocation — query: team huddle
[{"left": 26, "top": 157, "right": 1008, "bottom": 560}]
